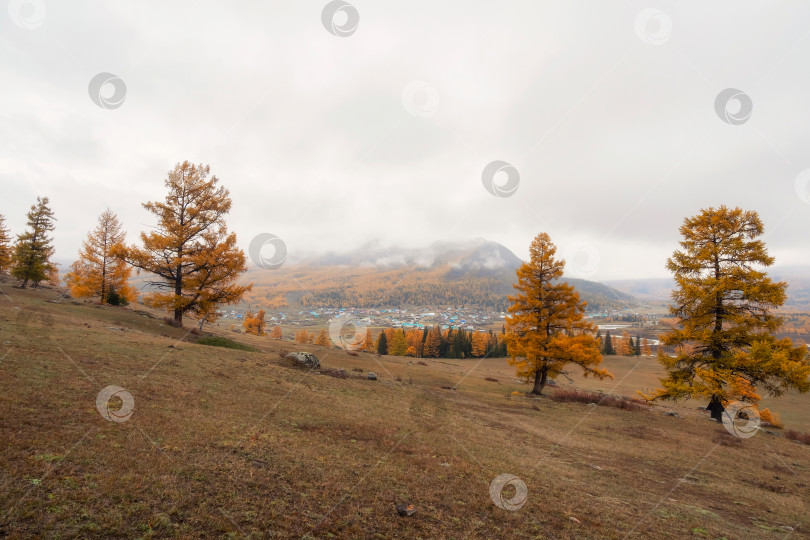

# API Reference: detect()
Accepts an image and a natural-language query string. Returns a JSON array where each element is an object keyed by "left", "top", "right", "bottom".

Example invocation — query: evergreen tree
[
  {"left": 634, "top": 334, "right": 642, "bottom": 356},
  {"left": 12, "top": 197, "right": 56, "bottom": 288},
  {"left": 602, "top": 330, "right": 615, "bottom": 355},
  {"left": 376, "top": 331, "right": 388, "bottom": 355}
]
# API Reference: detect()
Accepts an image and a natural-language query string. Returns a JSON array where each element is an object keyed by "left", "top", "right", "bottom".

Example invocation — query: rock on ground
[{"left": 284, "top": 352, "right": 320, "bottom": 369}]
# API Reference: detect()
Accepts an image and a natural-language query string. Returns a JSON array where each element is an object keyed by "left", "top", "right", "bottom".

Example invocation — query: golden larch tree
[
  {"left": 505, "top": 233, "right": 612, "bottom": 394},
  {"left": 270, "top": 325, "right": 283, "bottom": 339},
  {"left": 472, "top": 332, "right": 489, "bottom": 357},
  {"left": 315, "top": 329, "right": 330, "bottom": 347},
  {"left": 243, "top": 310, "right": 266, "bottom": 335},
  {"left": 0, "top": 214, "right": 12, "bottom": 273},
  {"left": 642, "top": 206, "right": 810, "bottom": 413},
  {"left": 424, "top": 326, "right": 442, "bottom": 358},
  {"left": 65, "top": 209, "right": 136, "bottom": 304},
  {"left": 122, "top": 162, "right": 251, "bottom": 325}
]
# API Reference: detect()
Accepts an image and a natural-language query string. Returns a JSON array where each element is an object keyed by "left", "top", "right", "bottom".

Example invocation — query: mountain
[
  {"left": 603, "top": 278, "right": 675, "bottom": 302},
  {"left": 605, "top": 266, "right": 810, "bottom": 310},
  {"left": 244, "top": 239, "right": 636, "bottom": 312}
]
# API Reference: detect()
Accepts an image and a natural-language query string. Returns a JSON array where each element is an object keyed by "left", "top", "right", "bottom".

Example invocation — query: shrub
[
  {"left": 105, "top": 287, "right": 128, "bottom": 306},
  {"left": 322, "top": 368, "right": 348, "bottom": 379},
  {"left": 759, "top": 407, "right": 783, "bottom": 428},
  {"left": 196, "top": 336, "right": 257, "bottom": 352},
  {"left": 785, "top": 430, "right": 810, "bottom": 445},
  {"left": 551, "top": 388, "right": 648, "bottom": 412},
  {"left": 163, "top": 317, "right": 183, "bottom": 328}
]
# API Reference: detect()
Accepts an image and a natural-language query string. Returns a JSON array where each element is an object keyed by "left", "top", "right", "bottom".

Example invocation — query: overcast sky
[{"left": 2, "top": 1, "right": 809, "bottom": 280}]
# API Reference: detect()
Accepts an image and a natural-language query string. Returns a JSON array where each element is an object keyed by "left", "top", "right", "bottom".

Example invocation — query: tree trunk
[
  {"left": 174, "top": 262, "right": 183, "bottom": 324},
  {"left": 531, "top": 366, "right": 548, "bottom": 395}
]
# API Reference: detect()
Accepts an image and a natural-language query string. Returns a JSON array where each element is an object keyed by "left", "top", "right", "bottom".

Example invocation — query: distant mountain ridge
[
  {"left": 244, "top": 239, "right": 637, "bottom": 312},
  {"left": 605, "top": 265, "right": 810, "bottom": 310}
]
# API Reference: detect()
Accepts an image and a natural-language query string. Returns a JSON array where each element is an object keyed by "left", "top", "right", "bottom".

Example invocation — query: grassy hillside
[
  {"left": 1, "top": 280, "right": 808, "bottom": 538},
  {"left": 241, "top": 265, "right": 636, "bottom": 313}
]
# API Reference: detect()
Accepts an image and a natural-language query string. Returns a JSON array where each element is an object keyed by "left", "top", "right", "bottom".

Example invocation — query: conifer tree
[
  {"left": 643, "top": 206, "right": 810, "bottom": 407},
  {"left": 0, "top": 214, "right": 12, "bottom": 273},
  {"left": 505, "top": 233, "right": 612, "bottom": 394},
  {"left": 376, "top": 331, "right": 388, "bottom": 355},
  {"left": 122, "top": 162, "right": 250, "bottom": 325},
  {"left": 12, "top": 197, "right": 56, "bottom": 288},
  {"left": 602, "top": 330, "right": 615, "bottom": 356},
  {"left": 65, "top": 209, "right": 135, "bottom": 304}
]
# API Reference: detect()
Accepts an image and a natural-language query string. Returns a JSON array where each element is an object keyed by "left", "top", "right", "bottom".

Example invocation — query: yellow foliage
[
  {"left": 65, "top": 209, "right": 136, "bottom": 304},
  {"left": 243, "top": 310, "right": 266, "bottom": 336},
  {"left": 504, "top": 233, "right": 612, "bottom": 394},
  {"left": 644, "top": 206, "right": 810, "bottom": 404},
  {"left": 315, "top": 329, "right": 330, "bottom": 347},
  {"left": 121, "top": 162, "right": 250, "bottom": 325},
  {"left": 758, "top": 408, "right": 783, "bottom": 428}
]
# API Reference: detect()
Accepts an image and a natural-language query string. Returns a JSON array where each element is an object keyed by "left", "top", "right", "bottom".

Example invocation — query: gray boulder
[
  {"left": 367, "top": 372, "right": 377, "bottom": 380},
  {"left": 284, "top": 352, "right": 320, "bottom": 369}
]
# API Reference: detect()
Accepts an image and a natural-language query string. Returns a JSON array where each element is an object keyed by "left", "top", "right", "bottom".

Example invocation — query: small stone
[
  {"left": 395, "top": 503, "right": 416, "bottom": 517},
  {"left": 367, "top": 372, "right": 377, "bottom": 380},
  {"left": 663, "top": 411, "right": 681, "bottom": 418},
  {"left": 569, "top": 516, "right": 580, "bottom": 524},
  {"left": 780, "top": 526, "right": 794, "bottom": 532}
]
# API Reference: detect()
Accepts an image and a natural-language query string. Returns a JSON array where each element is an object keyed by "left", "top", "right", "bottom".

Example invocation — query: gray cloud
[{"left": 1, "top": 1, "right": 808, "bottom": 280}]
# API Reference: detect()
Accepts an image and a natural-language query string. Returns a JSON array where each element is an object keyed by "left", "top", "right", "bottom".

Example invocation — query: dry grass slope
[{"left": 0, "top": 278, "right": 808, "bottom": 538}]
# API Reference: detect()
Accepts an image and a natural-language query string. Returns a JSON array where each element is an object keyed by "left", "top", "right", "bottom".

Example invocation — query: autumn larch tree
[
  {"left": 363, "top": 329, "right": 373, "bottom": 351},
  {"left": 505, "top": 233, "right": 612, "bottom": 394},
  {"left": 122, "top": 162, "right": 251, "bottom": 325},
  {"left": 0, "top": 214, "right": 12, "bottom": 273},
  {"left": 315, "top": 329, "right": 330, "bottom": 347},
  {"left": 389, "top": 330, "right": 408, "bottom": 357},
  {"left": 642, "top": 206, "right": 810, "bottom": 415},
  {"left": 65, "top": 209, "right": 136, "bottom": 304},
  {"left": 270, "top": 325, "right": 283, "bottom": 339},
  {"left": 12, "top": 197, "right": 56, "bottom": 288},
  {"left": 243, "top": 310, "right": 267, "bottom": 335},
  {"left": 424, "top": 325, "right": 442, "bottom": 358}
]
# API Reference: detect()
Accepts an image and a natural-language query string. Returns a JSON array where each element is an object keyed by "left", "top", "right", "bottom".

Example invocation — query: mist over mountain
[
  {"left": 605, "top": 265, "right": 810, "bottom": 310},
  {"left": 245, "top": 238, "right": 637, "bottom": 312}
]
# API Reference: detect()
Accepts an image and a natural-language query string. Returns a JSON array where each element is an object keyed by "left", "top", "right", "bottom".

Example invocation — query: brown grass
[{"left": 0, "top": 279, "right": 808, "bottom": 538}]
